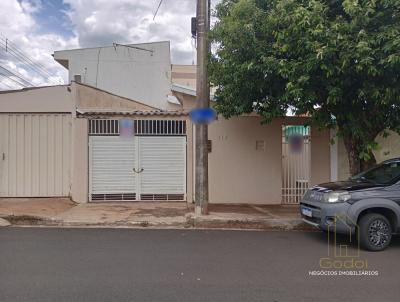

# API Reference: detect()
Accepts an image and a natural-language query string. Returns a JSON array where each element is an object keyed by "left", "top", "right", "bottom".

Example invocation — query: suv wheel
[{"left": 359, "top": 213, "right": 392, "bottom": 251}]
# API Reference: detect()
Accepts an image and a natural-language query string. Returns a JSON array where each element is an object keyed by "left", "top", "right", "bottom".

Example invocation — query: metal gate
[
  {"left": 282, "top": 125, "right": 311, "bottom": 204},
  {"left": 0, "top": 114, "right": 71, "bottom": 197},
  {"left": 89, "top": 119, "right": 186, "bottom": 202}
]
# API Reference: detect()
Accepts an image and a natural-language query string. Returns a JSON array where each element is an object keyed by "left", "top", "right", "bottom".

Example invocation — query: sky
[{"left": 0, "top": 0, "right": 203, "bottom": 90}]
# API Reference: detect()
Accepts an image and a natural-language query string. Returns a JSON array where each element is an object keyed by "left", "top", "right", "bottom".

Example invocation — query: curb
[
  {"left": 0, "top": 218, "right": 11, "bottom": 227},
  {"left": 190, "top": 216, "right": 313, "bottom": 231},
  {"left": 0, "top": 214, "right": 313, "bottom": 231}
]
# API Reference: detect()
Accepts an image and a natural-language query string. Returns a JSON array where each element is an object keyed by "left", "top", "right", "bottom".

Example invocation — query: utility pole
[{"left": 195, "top": 0, "right": 210, "bottom": 215}]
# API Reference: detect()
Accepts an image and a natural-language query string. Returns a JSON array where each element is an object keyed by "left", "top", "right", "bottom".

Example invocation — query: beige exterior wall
[
  {"left": 338, "top": 130, "right": 400, "bottom": 180},
  {"left": 374, "top": 131, "right": 400, "bottom": 162},
  {"left": 71, "top": 118, "right": 88, "bottom": 202},
  {"left": 72, "top": 82, "right": 156, "bottom": 111},
  {"left": 171, "top": 94, "right": 332, "bottom": 204},
  {"left": 0, "top": 86, "right": 73, "bottom": 113},
  {"left": 208, "top": 116, "right": 283, "bottom": 204},
  {"left": 171, "top": 65, "right": 196, "bottom": 89},
  {"left": 0, "top": 81, "right": 332, "bottom": 204},
  {"left": 207, "top": 116, "right": 331, "bottom": 204},
  {"left": 310, "top": 128, "right": 331, "bottom": 186}
]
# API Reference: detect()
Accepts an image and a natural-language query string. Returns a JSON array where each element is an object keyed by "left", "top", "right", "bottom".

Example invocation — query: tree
[{"left": 210, "top": 0, "right": 400, "bottom": 175}]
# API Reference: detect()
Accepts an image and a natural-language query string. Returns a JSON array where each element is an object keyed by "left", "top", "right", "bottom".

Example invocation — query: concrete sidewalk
[
  {"left": 0, "top": 198, "right": 309, "bottom": 230},
  {"left": 0, "top": 198, "right": 75, "bottom": 224}
]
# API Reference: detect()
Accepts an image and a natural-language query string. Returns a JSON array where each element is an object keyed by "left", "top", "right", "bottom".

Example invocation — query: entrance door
[{"left": 282, "top": 125, "right": 311, "bottom": 204}]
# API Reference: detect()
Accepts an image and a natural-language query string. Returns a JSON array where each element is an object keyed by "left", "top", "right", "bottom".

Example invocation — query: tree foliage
[{"left": 210, "top": 0, "right": 400, "bottom": 175}]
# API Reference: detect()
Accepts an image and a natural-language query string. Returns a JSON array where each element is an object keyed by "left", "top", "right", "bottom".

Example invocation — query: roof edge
[
  {"left": 0, "top": 84, "right": 69, "bottom": 95},
  {"left": 76, "top": 108, "right": 188, "bottom": 117}
]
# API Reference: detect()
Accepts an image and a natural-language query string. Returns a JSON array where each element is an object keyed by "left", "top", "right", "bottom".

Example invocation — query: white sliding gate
[
  {"left": 282, "top": 125, "right": 311, "bottom": 204},
  {"left": 89, "top": 119, "right": 186, "bottom": 202}
]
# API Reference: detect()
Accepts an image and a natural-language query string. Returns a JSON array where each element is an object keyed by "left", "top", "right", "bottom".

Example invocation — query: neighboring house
[
  {"left": 171, "top": 65, "right": 196, "bottom": 89},
  {"left": 53, "top": 41, "right": 172, "bottom": 110},
  {"left": 2, "top": 41, "right": 394, "bottom": 205}
]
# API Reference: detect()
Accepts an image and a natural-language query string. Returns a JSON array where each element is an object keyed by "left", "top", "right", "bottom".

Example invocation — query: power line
[
  {"left": 0, "top": 35, "right": 55, "bottom": 78},
  {"left": 0, "top": 74, "right": 17, "bottom": 89},
  {"left": 0, "top": 42, "right": 56, "bottom": 85},
  {"left": 0, "top": 64, "right": 33, "bottom": 86},
  {"left": 0, "top": 35, "right": 59, "bottom": 85},
  {"left": 0, "top": 71, "right": 27, "bottom": 88},
  {"left": 4, "top": 37, "right": 51, "bottom": 72},
  {"left": 153, "top": 0, "right": 164, "bottom": 20},
  {"left": 0, "top": 39, "right": 57, "bottom": 84},
  {"left": 0, "top": 65, "right": 34, "bottom": 87}
]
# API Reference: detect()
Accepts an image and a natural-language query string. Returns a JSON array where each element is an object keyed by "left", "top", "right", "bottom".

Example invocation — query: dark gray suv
[{"left": 300, "top": 158, "right": 400, "bottom": 251}]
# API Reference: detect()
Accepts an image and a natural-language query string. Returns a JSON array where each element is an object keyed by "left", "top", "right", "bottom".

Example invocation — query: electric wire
[
  {"left": 0, "top": 71, "right": 27, "bottom": 88},
  {"left": 0, "top": 65, "right": 33, "bottom": 87},
  {"left": 0, "top": 35, "right": 55, "bottom": 78},
  {"left": 153, "top": 0, "right": 164, "bottom": 20},
  {"left": 0, "top": 40, "right": 53, "bottom": 80},
  {"left": 0, "top": 74, "right": 17, "bottom": 89},
  {"left": 0, "top": 40, "right": 58, "bottom": 84},
  {"left": 0, "top": 35, "right": 59, "bottom": 85}
]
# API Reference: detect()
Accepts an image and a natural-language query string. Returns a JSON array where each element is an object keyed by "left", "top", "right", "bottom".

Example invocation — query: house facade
[{"left": 1, "top": 41, "right": 397, "bottom": 205}]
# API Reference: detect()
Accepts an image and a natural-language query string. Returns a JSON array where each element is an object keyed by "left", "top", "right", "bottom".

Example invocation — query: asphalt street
[{"left": 0, "top": 228, "right": 399, "bottom": 302}]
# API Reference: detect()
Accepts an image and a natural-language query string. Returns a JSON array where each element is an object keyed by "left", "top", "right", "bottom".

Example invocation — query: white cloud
[
  {"left": 64, "top": 0, "right": 197, "bottom": 64},
  {"left": 0, "top": 0, "right": 78, "bottom": 90},
  {"left": 19, "top": 0, "right": 42, "bottom": 14}
]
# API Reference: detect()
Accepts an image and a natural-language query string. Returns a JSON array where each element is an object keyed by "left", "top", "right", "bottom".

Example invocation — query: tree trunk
[
  {"left": 360, "top": 156, "right": 376, "bottom": 172},
  {"left": 343, "top": 134, "right": 377, "bottom": 176}
]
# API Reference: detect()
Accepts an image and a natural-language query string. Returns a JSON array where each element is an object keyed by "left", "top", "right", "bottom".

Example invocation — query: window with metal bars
[
  {"left": 89, "top": 119, "right": 119, "bottom": 135},
  {"left": 88, "top": 119, "right": 186, "bottom": 136}
]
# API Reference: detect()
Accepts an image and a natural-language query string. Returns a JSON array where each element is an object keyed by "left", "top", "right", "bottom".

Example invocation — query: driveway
[{"left": 0, "top": 229, "right": 399, "bottom": 302}]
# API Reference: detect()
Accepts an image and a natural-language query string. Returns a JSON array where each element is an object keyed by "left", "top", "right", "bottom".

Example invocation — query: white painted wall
[{"left": 54, "top": 41, "right": 172, "bottom": 110}]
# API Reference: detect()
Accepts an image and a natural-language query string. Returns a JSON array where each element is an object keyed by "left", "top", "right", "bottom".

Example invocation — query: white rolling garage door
[
  {"left": 0, "top": 114, "right": 71, "bottom": 197},
  {"left": 139, "top": 136, "right": 186, "bottom": 200},
  {"left": 89, "top": 136, "right": 136, "bottom": 201},
  {"left": 89, "top": 135, "right": 186, "bottom": 201}
]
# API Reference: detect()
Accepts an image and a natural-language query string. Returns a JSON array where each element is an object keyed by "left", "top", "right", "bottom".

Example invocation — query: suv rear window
[{"left": 351, "top": 161, "right": 400, "bottom": 185}]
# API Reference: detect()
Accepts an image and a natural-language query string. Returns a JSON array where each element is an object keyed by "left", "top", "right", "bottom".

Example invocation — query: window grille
[
  {"left": 89, "top": 119, "right": 186, "bottom": 136},
  {"left": 89, "top": 119, "right": 119, "bottom": 135},
  {"left": 135, "top": 120, "right": 186, "bottom": 135}
]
